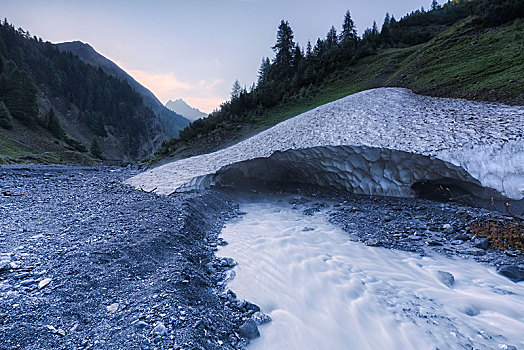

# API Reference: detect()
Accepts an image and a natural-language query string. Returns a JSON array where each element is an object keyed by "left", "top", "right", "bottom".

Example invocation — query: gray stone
[
  {"left": 437, "top": 271, "right": 455, "bottom": 288},
  {"left": 135, "top": 321, "right": 149, "bottom": 329},
  {"left": 238, "top": 319, "right": 259, "bottom": 340},
  {"left": 0, "top": 260, "right": 11, "bottom": 271},
  {"left": 497, "top": 265, "right": 524, "bottom": 283},
  {"left": 152, "top": 322, "right": 168, "bottom": 336},
  {"left": 444, "top": 225, "right": 456, "bottom": 234},
  {"left": 252, "top": 311, "right": 272, "bottom": 325},
  {"left": 454, "top": 233, "right": 471, "bottom": 241},
  {"left": 365, "top": 238, "right": 380, "bottom": 246},
  {"left": 106, "top": 303, "right": 119, "bottom": 313},
  {"left": 473, "top": 238, "right": 490, "bottom": 250},
  {"left": 20, "top": 278, "right": 36, "bottom": 286}
]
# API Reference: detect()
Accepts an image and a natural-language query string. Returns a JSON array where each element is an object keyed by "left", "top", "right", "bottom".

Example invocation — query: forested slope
[
  {"left": 0, "top": 20, "right": 166, "bottom": 164},
  {"left": 155, "top": 0, "right": 524, "bottom": 162}
]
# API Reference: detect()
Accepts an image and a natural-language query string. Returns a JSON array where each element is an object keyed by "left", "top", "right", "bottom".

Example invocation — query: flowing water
[{"left": 218, "top": 195, "right": 524, "bottom": 350}]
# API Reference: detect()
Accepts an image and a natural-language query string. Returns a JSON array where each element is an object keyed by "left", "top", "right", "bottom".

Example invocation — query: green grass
[
  {"left": 155, "top": 16, "right": 523, "bottom": 163},
  {"left": 0, "top": 120, "right": 97, "bottom": 165}
]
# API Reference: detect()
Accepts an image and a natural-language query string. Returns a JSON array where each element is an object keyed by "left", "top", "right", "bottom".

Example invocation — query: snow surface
[
  {"left": 219, "top": 197, "right": 524, "bottom": 349},
  {"left": 127, "top": 88, "right": 524, "bottom": 200}
]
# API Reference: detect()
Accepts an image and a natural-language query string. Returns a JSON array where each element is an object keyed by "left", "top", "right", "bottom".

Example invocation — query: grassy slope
[
  {"left": 159, "top": 17, "right": 523, "bottom": 162},
  {"left": 0, "top": 120, "right": 97, "bottom": 165}
]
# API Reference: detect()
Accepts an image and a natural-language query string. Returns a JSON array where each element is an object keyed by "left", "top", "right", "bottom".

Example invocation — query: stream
[{"left": 218, "top": 195, "right": 524, "bottom": 350}]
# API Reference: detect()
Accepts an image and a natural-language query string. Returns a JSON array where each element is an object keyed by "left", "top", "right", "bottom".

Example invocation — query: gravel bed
[{"left": 0, "top": 165, "right": 261, "bottom": 350}]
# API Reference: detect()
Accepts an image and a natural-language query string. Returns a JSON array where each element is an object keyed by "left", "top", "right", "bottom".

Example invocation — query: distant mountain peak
[{"left": 165, "top": 98, "right": 207, "bottom": 122}]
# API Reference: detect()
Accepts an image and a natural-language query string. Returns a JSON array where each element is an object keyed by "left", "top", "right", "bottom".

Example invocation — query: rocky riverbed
[
  {"left": 0, "top": 165, "right": 264, "bottom": 350},
  {"left": 1, "top": 165, "right": 522, "bottom": 349}
]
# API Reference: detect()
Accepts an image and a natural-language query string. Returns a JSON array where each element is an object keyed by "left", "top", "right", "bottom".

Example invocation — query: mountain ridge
[
  {"left": 56, "top": 41, "right": 190, "bottom": 137},
  {"left": 165, "top": 98, "right": 207, "bottom": 121}
]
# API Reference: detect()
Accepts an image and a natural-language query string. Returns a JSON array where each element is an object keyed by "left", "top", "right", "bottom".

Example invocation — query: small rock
[
  {"left": 153, "top": 322, "right": 168, "bottom": 336},
  {"left": 467, "top": 248, "right": 486, "bottom": 256},
  {"left": 238, "top": 319, "right": 259, "bottom": 340},
  {"left": 497, "top": 265, "right": 524, "bottom": 283},
  {"left": 454, "top": 233, "right": 471, "bottom": 241},
  {"left": 20, "top": 278, "right": 36, "bottom": 286},
  {"left": 252, "top": 311, "right": 271, "bottom": 325},
  {"left": 38, "top": 278, "right": 52, "bottom": 289},
  {"left": 106, "top": 303, "right": 119, "bottom": 313},
  {"left": 302, "top": 227, "right": 315, "bottom": 232},
  {"left": 437, "top": 271, "right": 455, "bottom": 288},
  {"left": 135, "top": 321, "right": 149, "bottom": 330},
  {"left": 444, "top": 225, "right": 456, "bottom": 234},
  {"left": 365, "top": 238, "right": 381, "bottom": 246},
  {"left": 0, "top": 260, "right": 11, "bottom": 271},
  {"left": 473, "top": 238, "right": 489, "bottom": 250}
]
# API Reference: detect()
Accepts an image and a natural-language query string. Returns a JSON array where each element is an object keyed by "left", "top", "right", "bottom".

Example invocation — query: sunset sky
[{"left": 1, "top": 0, "right": 442, "bottom": 113}]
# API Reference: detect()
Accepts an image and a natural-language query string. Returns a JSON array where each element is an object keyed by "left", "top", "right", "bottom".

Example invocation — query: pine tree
[
  {"left": 0, "top": 100, "right": 13, "bottom": 129},
  {"left": 90, "top": 137, "right": 103, "bottom": 159},
  {"left": 46, "top": 108, "right": 64, "bottom": 139},
  {"left": 231, "top": 79, "right": 242, "bottom": 100},
  {"left": 305, "top": 40, "right": 312, "bottom": 57},
  {"left": 272, "top": 20, "right": 295, "bottom": 69},
  {"left": 372, "top": 21, "right": 379, "bottom": 36},
  {"left": 431, "top": 0, "right": 439, "bottom": 11},
  {"left": 257, "top": 58, "right": 271, "bottom": 85},
  {"left": 340, "top": 10, "right": 357, "bottom": 41},
  {"left": 381, "top": 13, "right": 391, "bottom": 44},
  {"left": 326, "top": 26, "right": 338, "bottom": 48}
]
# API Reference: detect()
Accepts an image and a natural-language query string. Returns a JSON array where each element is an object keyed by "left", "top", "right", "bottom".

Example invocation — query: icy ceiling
[{"left": 126, "top": 88, "right": 524, "bottom": 200}]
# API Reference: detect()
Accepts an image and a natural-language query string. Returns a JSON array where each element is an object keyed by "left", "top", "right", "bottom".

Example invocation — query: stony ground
[{"left": 0, "top": 165, "right": 262, "bottom": 350}]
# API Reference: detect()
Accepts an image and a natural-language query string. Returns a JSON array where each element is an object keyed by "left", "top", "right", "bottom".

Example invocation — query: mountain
[
  {"left": 165, "top": 98, "right": 207, "bottom": 121},
  {"left": 56, "top": 41, "right": 189, "bottom": 137},
  {"left": 0, "top": 21, "right": 166, "bottom": 164}
]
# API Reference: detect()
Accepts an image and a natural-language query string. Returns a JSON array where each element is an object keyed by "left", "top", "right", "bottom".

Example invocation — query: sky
[{"left": 0, "top": 0, "right": 442, "bottom": 113}]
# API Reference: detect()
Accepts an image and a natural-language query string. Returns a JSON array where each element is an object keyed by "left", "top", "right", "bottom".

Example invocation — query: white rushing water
[{"left": 218, "top": 196, "right": 524, "bottom": 350}]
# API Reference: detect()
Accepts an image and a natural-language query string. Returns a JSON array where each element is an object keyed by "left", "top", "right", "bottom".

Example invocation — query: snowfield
[{"left": 127, "top": 88, "right": 524, "bottom": 200}]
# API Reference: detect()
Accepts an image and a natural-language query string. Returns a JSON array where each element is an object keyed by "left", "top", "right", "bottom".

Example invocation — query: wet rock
[
  {"left": 454, "top": 233, "right": 471, "bottom": 241},
  {"left": 0, "top": 259, "right": 11, "bottom": 271},
  {"left": 238, "top": 319, "right": 259, "bottom": 340},
  {"left": 20, "top": 278, "right": 36, "bottom": 286},
  {"left": 152, "top": 322, "right": 168, "bottom": 336},
  {"left": 106, "top": 303, "right": 119, "bottom": 313},
  {"left": 365, "top": 238, "right": 381, "bottom": 246},
  {"left": 497, "top": 265, "right": 524, "bottom": 283},
  {"left": 437, "top": 271, "right": 455, "bottom": 288},
  {"left": 219, "top": 258, "right": 236, "bottom": 268},
  {"left": 467, "top": 248, "right": 486, "bottom": 256},
  {"left": 473, "top": 238, "right": 490, "bottom": 250},
  {"left": 442, "top": 224, "right": 455, "bottom": 234},
  {"left": 38, "top": 278, "right": 52, "bottom": 289},
  {"left": 135, "top": 321, "right": 149, "bottom": 330},
  {"left": 252, "top": 311, "right": 271, "bottom": 325}
]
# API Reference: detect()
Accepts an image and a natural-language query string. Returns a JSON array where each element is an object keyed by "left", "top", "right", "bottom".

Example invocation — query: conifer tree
[
  {"left": 326, "top": 26, "right": 338, "bottom": 48},
  {"left": 0, "top": 100, "right": 13, "bottom": 129},
  {"left": 231, "top": 79, "right": 242, "bottom": 100},
  {"left": 272, "top": 20, "right": 295, "bottom": 70},
  {"left": 305, "top": 40, "right": 312, "bottom": 57},
  {"left": 90, "top": 137, "right": 103, "bottom": 159},
  {"left": 257, "top": 58, "right": 271, "bottom": 85},
  {"left": 46, "top": 108, "right": 64, "bottom": 139},
  {"left": 340, "top": 10, "right": 357, "bottom": 41}
]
